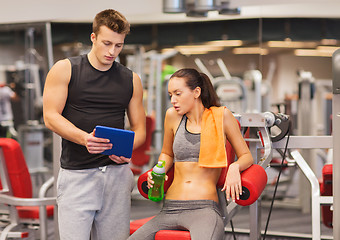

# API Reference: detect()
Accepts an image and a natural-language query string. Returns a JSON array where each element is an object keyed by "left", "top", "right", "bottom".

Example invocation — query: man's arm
[
  {"left": 126, "top": 72, "right": 146, "bottom": 150},
  {"left": 43, "top": 59, "right": 111, "bottom": 154}
]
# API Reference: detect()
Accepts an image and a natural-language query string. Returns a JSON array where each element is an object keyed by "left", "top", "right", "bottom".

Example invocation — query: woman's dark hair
[
  {"left": 93, "top": 9, "right": 130, "bottom": 35},
  {"left": 170, "top": 68, "right": 220, "bottom": 108}
]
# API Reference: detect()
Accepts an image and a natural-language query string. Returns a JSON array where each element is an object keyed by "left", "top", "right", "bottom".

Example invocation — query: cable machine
[{"left": 332, "top": 49, "right": 340, "bottom": 240}]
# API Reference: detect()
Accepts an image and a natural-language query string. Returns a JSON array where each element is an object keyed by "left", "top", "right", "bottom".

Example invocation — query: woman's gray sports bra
[{"left": 173, "top": 115, "right": 200, "bottom": 162}]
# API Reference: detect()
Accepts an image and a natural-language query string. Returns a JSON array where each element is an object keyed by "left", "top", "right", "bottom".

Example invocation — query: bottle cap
[{"left": 153, "top": 160, "right": 165, "bottom": 174}]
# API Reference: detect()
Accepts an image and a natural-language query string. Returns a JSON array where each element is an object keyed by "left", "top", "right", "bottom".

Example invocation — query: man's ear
[{"left": 90, "top": 32, "right": 96, "bottom": 43}]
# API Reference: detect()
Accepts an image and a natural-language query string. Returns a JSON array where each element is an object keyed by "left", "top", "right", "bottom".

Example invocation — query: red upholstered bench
[
  {"left": 0, "top": 138, "right": 56, "bottom": 239},
  {"left": 130, "top": 139, "right": 268, "bottom": 239}
]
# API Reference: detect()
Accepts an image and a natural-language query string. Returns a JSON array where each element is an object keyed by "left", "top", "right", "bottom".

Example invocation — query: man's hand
[
  {"left": 86, "top": 129, "right": 132, "bottom": 164},
  {"left": 85, "top": 130, "right": 112, "bottom": 154},
  {"left": 108, "top": 155, "right": 131, "bottom": 164}
]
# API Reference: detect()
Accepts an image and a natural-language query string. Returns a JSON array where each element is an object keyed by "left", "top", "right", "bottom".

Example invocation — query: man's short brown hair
[{"left": 93, "top": 9, "right": 130, "bottom": 35}]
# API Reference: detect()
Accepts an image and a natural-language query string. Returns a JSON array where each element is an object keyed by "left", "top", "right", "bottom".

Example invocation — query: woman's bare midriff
[{"left": 165, "top": 162, "right": 222, "bottom": 203}]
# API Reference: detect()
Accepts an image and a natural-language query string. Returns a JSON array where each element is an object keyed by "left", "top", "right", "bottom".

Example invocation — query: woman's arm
[
  {"left": 222, "top": 108, "right": 254, "bottom": 202},
  {"left": 148, "top": 107, "right": 180, "bottom": 187}
]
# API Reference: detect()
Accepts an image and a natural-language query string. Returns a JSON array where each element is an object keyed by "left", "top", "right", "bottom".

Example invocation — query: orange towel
[{"left": 199, "top": 106, "right": 227, "bottom": 168}]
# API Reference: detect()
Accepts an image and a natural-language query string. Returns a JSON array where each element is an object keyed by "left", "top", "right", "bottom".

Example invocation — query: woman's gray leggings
[{"left": 129, "top": 200, "right": 225, "bottom": 240}]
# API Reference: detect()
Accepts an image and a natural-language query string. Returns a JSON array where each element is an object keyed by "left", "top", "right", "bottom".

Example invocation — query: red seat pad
[
  {"left": 16, "top": 205, "right": 54, "bottom": 219},
  {"left": 321, "top": 164, "right": 333, "bottom": 195},
  {"left": 0, "top": 138, "right": 33, "bottom": 198},
  {"left": 130, "top": 165, "right": 142, "bottom": 175},
  {"left": 155, "top": 230, "right": 191, "bottom": 239},
  {"left": 322, "top": 164, "right": 333, "bottom": 177},
  {"left": 235, "top": 164, "right": 268, "bottom": 206}
]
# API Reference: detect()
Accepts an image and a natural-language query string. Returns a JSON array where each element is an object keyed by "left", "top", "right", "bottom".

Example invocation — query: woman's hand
[
  {"left": 147, "top": 171, "right": 154, "bottom": 189},
  {"left": 222, "top": 163, "right": 242, "bottom": 202},
  {"left": 147, "top": 170, "right": 168, "bottom": 189}
]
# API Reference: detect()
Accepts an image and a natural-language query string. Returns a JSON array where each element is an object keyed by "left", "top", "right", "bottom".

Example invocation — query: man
[
  {"left": 0, "top": 83, "right": 19, "bottom": 137},
  {"left": 43, "top": 9, "right": 146, "bottom": 240}
]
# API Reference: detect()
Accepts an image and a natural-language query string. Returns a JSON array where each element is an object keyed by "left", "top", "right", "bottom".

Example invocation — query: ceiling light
[
  {"left": 162, "top": 0, "right": 241, "bottom": 16},
  {"left": 294, "top": 49, "right": 333, "bottom": 57},
  {"left": 194, "top": 0, "right": 217, "bottom": 11},
  {"left": 178, "top": 49, "right": 209, "bottom": 55},
  {"left": 175, "top": 44, "right": 224, "bottom": 55},
  {"left": 163, "top": 0, "right": 185, "bottom": 13},
  {"left": 267, "top": 41, "right": 317, "bottom": 48},
  {"left": 316, "top": 46, "right": 340, "bottom": 53},
  {"left": 161, "top": 48, "right": 176, "bottom": 54},
  {"left": 233, "top": 47, "right": 268, "bottom": 55},
  {"left": 205, "top": 40, "right": 243, "bottom": 47},
  {"left": 320, "top": 39, "right": 338, "bottom": 46},
  {"left": 175, "top": 45, "right": 224, "bottom": 51}
]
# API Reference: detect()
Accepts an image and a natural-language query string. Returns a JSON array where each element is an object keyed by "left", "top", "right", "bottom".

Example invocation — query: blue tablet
[{"left": 94, "top": 126, "right": 135, "bottom": 158}]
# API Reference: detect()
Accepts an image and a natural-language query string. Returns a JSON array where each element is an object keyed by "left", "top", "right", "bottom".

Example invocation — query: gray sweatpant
[
  {"left": 57, "top": 164, "right": 134, "bottom": 240},
  {"left": 129, "top": 200, "right": 225, "bottom": 240}
]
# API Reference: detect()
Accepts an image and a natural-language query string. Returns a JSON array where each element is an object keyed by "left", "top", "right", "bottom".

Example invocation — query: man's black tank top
[{"left": 61, "top": 54, "right": 133, "bottom": 169}]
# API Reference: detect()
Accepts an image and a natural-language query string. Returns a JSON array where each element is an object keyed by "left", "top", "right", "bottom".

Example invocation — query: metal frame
[
  {"left": 195, "top": 58, "right": 248, "bottom": 113},
  {"left": 238, "top": 113, "right": 271, "bottom": 240},
  {"left": 332, "top": 48, "right": 340, "bottom": 240},
  {"left": 0, "top": 147, "right": 56, "bottom": 240},
  {"left": 236, "top": 112, "right": 334, "bottom": 240},
  {"left": 146, "top": 50, "right": 177, "bottom": 152},
  {"left": 291, "top": 151, "right": 333, "bottom": 240}
]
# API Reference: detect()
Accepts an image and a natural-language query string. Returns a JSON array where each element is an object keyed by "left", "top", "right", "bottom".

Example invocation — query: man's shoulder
[
  {"left": 68, "top": 54, "right": 86, "bottom": 65},
  {"left": 0, "top": 86, "right": 13, "bottom": 95},
  {"left": 114, "top": 61, "right": 131, "bottom": 71},
  {"left": 113, "top": 62, "right": 133, "bottom": 79},
  {"left": 50, "top": 58, "right": 71, "bottom": 73}
]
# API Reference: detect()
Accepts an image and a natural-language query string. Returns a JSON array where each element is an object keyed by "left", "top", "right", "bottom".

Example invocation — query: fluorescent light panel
[
  {"left": 175, "top": 45, "right": 224, "bottom": 55},
  {"left": 233, "top": 47, "right": 268, "bottom": 55},
  {"left": 267, "top": 41, "right": 317, "bottom": 48},
  {"left": 162, "top": 40, "right": 339, "bottom": 57},
  {"left": 294, "top": 49, "right": 333, "bottom": 57},
  {"left": 175, "top": 45, "right": 223, "bottom": 50},
  {"left": 316, "top": 46, "right": 340, "bottom": 52},
  {"left": 178, "top": 50, "right": 209, "bottom": 55},
  {"left": 161, "top": 48, "right": 176, "bottom": 54},
  {"left": 205, "top": 40, "right": 243, "bottom": 47},
  {"left": 320, "top": 39, "right": 338, "bottom": 46}
]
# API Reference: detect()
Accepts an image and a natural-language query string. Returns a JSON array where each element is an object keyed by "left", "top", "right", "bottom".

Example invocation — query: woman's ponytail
[{"left": 199, "top": 73, "right": 220, "bottom": 108}]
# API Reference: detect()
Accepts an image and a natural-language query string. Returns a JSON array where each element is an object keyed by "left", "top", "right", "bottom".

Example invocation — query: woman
[{"left": 129, "top": 68, "right": 253, "bottom": 240}]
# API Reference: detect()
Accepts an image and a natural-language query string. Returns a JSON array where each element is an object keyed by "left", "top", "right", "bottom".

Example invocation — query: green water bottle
[{"left": 148, "top": 160, "right": 166, "bottom": 202}]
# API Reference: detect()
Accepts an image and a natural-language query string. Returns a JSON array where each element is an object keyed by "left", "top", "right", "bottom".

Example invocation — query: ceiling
[{"left": 0, "top": 0, "right": 340, "bottom": 25}]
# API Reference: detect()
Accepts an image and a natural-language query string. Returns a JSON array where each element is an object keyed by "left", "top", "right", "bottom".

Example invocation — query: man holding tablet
[{"left": 43, "top": 9, "right": 146, "bottom": 240}]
